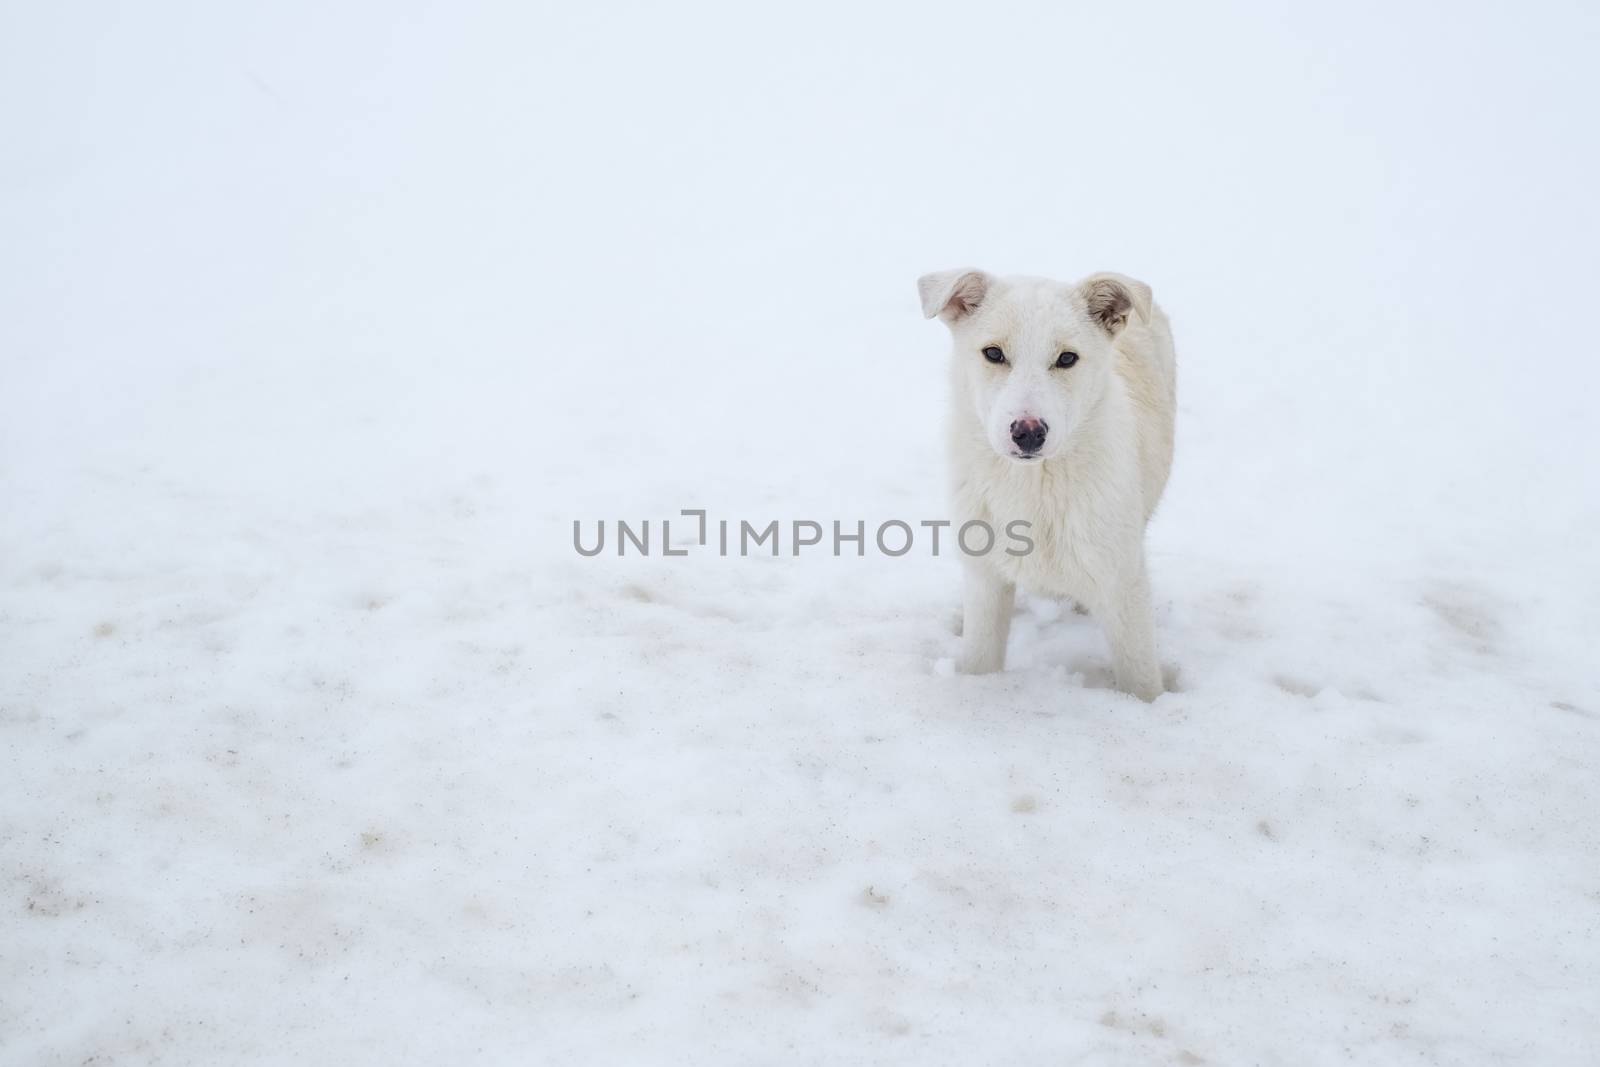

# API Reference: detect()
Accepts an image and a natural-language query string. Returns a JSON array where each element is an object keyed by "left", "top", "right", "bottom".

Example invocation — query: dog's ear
[
  {"left": 1079, "top": 273, "right": 1153, "bottom": 335},
  {"left": 918, "top": 268, "right": 991, "bottom": 324}
]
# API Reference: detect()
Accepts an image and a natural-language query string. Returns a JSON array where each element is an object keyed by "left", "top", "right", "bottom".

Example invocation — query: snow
[{"left": 3, "top": 2, "right": 1599, "bottom": 1063}]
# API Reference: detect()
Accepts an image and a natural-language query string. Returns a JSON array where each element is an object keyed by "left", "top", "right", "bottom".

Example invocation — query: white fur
[{"left": 919, "top": 268, "right": 1176, "bottom": 700}]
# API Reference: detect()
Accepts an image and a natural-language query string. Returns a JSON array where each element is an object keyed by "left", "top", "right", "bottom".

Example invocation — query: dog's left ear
[{"left": 1079, "top": 273, "right": 1153, "bottom": 335}]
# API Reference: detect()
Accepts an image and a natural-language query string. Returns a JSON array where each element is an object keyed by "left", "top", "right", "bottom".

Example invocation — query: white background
[{"left": 3, "top": 2, "right": 1598, "bottom": 1063}]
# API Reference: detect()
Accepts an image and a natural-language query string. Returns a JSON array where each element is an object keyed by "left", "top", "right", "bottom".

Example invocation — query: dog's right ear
[{"left": 918, "top": 269, "right": 991, "bottom": 324}]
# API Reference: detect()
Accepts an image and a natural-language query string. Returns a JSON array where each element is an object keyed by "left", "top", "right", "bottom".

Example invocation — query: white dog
[{"left": 918, "top": 269, "right": 1176, "bottom": 700}]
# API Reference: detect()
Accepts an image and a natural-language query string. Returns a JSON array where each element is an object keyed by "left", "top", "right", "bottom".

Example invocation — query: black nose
[{"left": 1010, "top": 417, "right": 1049, "bottom": 454}]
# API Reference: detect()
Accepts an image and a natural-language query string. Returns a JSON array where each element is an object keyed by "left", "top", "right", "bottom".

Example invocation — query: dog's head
[{"left": 918, "top": 269, "right": 1151, "bottom": 463}]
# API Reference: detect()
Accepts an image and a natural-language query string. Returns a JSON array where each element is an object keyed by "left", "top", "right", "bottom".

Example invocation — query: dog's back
[{"left": 1114, "top": 303, "right": 1177, "bottom": 520}]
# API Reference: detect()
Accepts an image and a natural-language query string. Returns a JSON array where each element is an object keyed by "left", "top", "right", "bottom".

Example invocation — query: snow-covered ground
[{"left": 4, "top": 3, "right": 1599, "bottom": 1063}]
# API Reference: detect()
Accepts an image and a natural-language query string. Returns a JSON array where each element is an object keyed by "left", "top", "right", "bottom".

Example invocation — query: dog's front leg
[
  {"left": 957, "top": 564, "right": 1014, "bottom": 674},
  {"left": 1099, "top": 558, "right": 1163, "bottom": 701}
]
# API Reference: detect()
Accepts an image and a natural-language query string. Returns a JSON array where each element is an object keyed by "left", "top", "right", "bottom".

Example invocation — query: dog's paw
[
  {"left": 955, "top": 651, "right": 1005, "bottom": 675},
  {"left": 1118, "top": 675, "right": 1164, "bottom": 702}
]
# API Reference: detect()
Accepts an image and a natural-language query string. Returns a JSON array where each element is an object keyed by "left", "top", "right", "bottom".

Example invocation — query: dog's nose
[{"left": 1010, "top": 417, "right": 1049, "bottom": 454}]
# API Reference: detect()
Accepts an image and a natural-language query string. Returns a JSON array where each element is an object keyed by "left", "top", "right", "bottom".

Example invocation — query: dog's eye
[
  {"left": 1055, "top": 351, "right": 1079, "bottom": 369},
  {"left": 982, "top": 346, "right": 1006, "bottom": 364}
]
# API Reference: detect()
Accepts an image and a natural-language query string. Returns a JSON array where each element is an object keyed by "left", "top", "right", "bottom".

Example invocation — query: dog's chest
[
  {"left": 992, "top": 507, "right": 1099, "bottom": 597},
  {"left": 957, "top": 465, "right": 1118, "bottom": 598}
]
